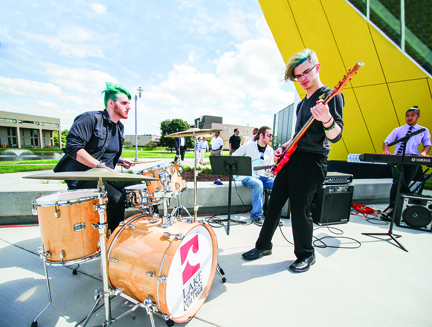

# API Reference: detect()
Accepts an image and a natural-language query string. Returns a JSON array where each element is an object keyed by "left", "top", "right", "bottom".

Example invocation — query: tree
[
  {"left": 53, "top": 129, "right": 68, "bottom": 147},
  {"left": 145, "top": 141, "right": 157, "bottom": 149},
  {"left": 159, "top": 118, "right": 191, "bottom": 152}
]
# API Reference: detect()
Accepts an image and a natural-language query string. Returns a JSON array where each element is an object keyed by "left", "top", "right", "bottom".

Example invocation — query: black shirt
[
  {"left": 229, "top": 134, "right": 241, "bottom": 151},
  {"left": 100, "top": 123, "right": 120, "bottom": 169},
  {"left": 295, "top": 86, "right": 344, "bottom": 157}
]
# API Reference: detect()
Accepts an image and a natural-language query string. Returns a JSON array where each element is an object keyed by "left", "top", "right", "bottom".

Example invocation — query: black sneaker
[{"left": 251, "top": 216, "right": 264, "bottom": 226}]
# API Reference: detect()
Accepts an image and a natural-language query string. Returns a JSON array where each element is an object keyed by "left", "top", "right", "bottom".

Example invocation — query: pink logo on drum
[{"left": 180, "top": 234, "right": 201, "bottom": 285}]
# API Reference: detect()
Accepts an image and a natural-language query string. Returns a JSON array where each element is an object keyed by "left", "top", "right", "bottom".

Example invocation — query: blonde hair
[{"left": 284, "top": 49, "right": 319, "bottom": 82}]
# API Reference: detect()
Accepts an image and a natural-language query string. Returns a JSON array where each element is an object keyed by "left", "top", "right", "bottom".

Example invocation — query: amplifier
[
  {"left": 311, "top": 184, "right": 354, "bottom": 225},
  {"left": 394, "top": 193, "right": 432, "bottom": 232},
  {"left": 324, "top": 172, "right": 353, "bottom": 185}
]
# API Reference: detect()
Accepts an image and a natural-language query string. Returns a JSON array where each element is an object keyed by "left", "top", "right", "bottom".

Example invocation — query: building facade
[
  {"left": 0, "top": 111, "right": 61, "bottom": 148},
  {"left": 273, "top": 103, "right": 296, "bottom": 148},
  {"left": 194, "top": 115, "right": 258, "bottom": 149}
]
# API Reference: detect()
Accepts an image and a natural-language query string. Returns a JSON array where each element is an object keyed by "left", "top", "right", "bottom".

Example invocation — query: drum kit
[{"left": 24, "top": 149, "right": 225, "bottom": 327}]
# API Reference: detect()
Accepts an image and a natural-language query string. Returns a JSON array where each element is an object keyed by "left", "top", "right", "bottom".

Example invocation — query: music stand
[
  {"left": 209, "top": 156, "right": 252, "bottom": 235},
  {"left": 362, "top": 128, "right": 425, "bottom": 252}
]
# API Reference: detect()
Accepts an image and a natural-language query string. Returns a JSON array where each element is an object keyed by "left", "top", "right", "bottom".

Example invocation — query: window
[{"left": 0, "top": 118, "right": 17, "bottom": 123}]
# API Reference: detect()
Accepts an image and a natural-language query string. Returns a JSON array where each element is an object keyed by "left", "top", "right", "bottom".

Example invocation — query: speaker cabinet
[
  {"left": 394, "top": 194, "right": 432, "bottom": 232},
  {"left": 311, "top": 184, "right": 354, "bottom": 226}
]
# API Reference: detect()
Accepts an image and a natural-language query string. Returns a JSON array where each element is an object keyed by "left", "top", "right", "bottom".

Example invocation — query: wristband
[
  {"left": 279, "top": 145, "right": 286, "bottom": 152},
  {"left": 323, "top": 121, "right": 336, "bottom": 132},
  {"left": 323, "top": 116, "right": 333, "bottom": 124}
]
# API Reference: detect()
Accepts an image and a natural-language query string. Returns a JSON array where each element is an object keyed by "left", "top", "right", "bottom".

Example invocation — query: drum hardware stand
[
  {"left": 216, "top": 263, "right": 226, "bottom": 283},
  {"left": 31, "top": 244, "right": 53, "bottom": 327},
  {"left": 171, "top": 191, "right": 193, "bottom": 223}
]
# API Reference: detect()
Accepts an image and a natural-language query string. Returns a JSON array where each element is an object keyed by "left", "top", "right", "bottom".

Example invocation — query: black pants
[
  {"left": 176, "top": 146, "right": 186, "bottom": 161},
  {"left": 255, "top": 151, "right": 327, "bottom": 259},
  {"left": 68, "top": 180, "right": 140, "bottom": 231},
  {"left": 389, "top": 164, "right": 419, "bottom": 208}
]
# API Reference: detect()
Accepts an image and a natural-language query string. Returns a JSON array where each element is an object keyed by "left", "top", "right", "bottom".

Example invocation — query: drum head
[
  {"left": 34, "top": 189, "right": 99, "bottom": 205},
  {"left": 164, "top": 224, "right": 217, "bottom": 320}
]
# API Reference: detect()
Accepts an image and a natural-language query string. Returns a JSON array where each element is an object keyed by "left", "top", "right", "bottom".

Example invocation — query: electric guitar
[
  {"left": 272, "top": 61, "right": 365, "bottom": 175},
  {"left": 234, "top": 158, "right": 274, "bottom": 181}
]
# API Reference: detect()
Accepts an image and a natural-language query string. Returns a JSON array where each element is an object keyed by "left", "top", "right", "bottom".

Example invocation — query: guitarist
[
  {"left": 242, "top": 49, "right": 345, "bottom": 273},
  {"left": 232, "top": 126, "right": 275, "bottom": 226}
]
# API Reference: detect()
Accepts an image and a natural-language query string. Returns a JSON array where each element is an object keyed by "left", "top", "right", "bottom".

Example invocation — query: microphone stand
[{"left": 362, "top": 128, "right": 425, "bottom": 252}]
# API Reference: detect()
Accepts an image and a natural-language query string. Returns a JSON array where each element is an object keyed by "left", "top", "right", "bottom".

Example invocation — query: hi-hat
[
  {"left": 23, "top": 168, "right": 160, "bottom": 181},
  {"left": 165, "top": 128, "right": 221, "bottom": 138}
]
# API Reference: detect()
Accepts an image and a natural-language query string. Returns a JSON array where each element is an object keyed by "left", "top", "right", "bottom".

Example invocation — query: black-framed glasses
[
  {"left": 266, "top": 133, "right": 273, "bottom": 138},
  {"left": 294, "top": 64, "right": 316, "bottom": 80}
]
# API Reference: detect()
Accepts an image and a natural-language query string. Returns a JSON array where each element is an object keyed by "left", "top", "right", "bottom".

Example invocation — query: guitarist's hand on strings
[
  {"left": 311, "top": 99, "right": 341, "bottom": 138},
  {"left": 311, "top": 99, "right": 331, "bottom": 123},
  {"left": 274, "top": 138, "right": 291, "bottom": 160}
]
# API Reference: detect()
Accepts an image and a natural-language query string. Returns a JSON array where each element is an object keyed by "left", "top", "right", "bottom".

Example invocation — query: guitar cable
[{"left": 277, "top": 192, "right": 362, "bottom": 250}]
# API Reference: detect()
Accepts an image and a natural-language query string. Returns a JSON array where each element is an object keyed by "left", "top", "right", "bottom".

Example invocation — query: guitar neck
[{"left": 253, "top": 164, "right": 274, "bottom": 171}]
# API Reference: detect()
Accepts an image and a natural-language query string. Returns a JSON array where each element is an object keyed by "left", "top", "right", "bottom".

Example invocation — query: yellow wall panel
[
  {"left": 329, "top": 137, "right": 348, "bottom": 161},
  {"left": 370, "top": 28, "right": 427, "bottom": 83},
  {"left": 354, "top": 84, "right": 398, "bottom": 151},
  {"left": 339, "top": 89, "right": 375, "bottom": 154},
  {"left": 258, "top": 0, "right": 305, "bottom": 63},
  {"left": 321, "top": 0, "right": 386, "bottom": 87},
  {"left": 388, "top": 79, "right": 432, "bottom": 129},
  {"left": 288, "top": 0, "right": 347, "bottom": 89}
]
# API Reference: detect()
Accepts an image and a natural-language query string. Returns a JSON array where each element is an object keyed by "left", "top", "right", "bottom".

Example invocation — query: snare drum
[
  {"left": 125, "top": 184, "right": 159, "bottom": 210},
  {"left": 106, "top": 214, "right": 218, "bottom": 323},
  {"left": 32, "top": 189, "right": 106, "bottom": 265}
]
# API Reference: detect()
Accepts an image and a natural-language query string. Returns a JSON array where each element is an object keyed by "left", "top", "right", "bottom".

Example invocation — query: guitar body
[{"left": 273, "top": 144, "right": 297, "bottom": 175}]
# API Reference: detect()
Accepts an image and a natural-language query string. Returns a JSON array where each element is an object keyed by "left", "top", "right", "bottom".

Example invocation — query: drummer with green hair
[{"left": 54, "top": 82, "right": 141, "bottom": 231}]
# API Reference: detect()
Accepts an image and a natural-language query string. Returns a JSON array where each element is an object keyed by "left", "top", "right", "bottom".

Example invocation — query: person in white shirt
[
  {"left": 199, "top": 136, "right": 209, "bottom": 165},
  {"left": 210, "top": 131, "right": 224, "bottom": 156},
  {"left": 232, "top": 126, "right": 275, "bottom": 226}
]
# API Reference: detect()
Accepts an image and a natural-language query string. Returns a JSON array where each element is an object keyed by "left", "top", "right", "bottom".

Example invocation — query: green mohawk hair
[{"left": 101, "top": 82, "right": 131, "bottom": 108}]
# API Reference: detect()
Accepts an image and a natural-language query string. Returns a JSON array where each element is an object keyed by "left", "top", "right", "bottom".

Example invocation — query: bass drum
[{"left": 106, "top": 214, "right": 218, "bottom": 323}]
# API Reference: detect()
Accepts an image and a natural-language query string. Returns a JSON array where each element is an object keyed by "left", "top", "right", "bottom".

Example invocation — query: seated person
[{"left": 232, "top": 126, "right": 277, "bottom": 226}]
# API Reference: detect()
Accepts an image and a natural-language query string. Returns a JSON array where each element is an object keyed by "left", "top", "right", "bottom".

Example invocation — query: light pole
[{"left": 135, "top": 87, "right": 143, "bottom": 162}]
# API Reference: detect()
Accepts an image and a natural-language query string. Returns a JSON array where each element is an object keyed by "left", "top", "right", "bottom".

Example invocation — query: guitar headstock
[{"left": 325, "top": 62, "right": 365, "bottom": 102}]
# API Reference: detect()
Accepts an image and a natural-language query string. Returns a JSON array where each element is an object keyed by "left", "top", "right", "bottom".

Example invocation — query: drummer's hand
[{"left": 121, "top": 159, "right": 135, "bottom": 169}]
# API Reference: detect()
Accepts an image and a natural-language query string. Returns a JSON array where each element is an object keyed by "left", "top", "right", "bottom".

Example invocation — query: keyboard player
[{"left": 381, "top": 106, "right": 431, "bottom": 220}]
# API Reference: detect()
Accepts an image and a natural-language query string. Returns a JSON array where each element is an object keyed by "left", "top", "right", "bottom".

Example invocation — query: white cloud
[
  {"left": 90, "top": 3, "right": 107, "bottom": 15},
  {"left": 36, "top": 101, "right": 59, "bottom": 109},
  {"left": 20, "top": 26, "right": 104, "bottom": 58},
  {"left": 0, "top": 76, "right": 62, "bottom": 97},
  {"left": 158, "top": 64, "right": 245, "bottom": 103},
  {"left": 45, "top": 64, "right": 118, "bottom": 93}
]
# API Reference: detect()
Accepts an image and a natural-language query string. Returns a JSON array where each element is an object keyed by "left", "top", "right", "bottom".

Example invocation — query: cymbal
[
  {"left": 23, "top": 168, "right": 160, "bottom": 181},
  {"left": 165, "top": 128, "right": 221, "bottom": 138}
]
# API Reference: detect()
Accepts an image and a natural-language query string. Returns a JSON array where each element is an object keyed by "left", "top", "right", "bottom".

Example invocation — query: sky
[{"left": 0, "top": 0, "right": 296, "bottom": 136}]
